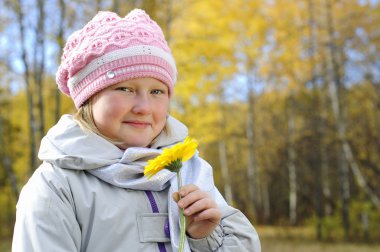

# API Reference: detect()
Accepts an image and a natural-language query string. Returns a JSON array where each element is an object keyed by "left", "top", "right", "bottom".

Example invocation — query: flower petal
[{"left": 144, "top": 136, "right": 199, "bottom": 179}]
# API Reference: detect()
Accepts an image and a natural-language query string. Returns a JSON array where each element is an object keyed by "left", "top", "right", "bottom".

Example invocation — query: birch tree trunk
[
  {"left": 320, "top": 47, "right": 333, "bottom": 216},
  {"left": 325, "top": 0, "right": 351, "bottom": 239},
  {"left": 307, "top": 0, "right": 323, "bottom": 239},
  {"left": 287, "top": 94, "right": 297, "bottom": 225},
  {"left": 325, "top": 0, "right": 380, "bottom": 239},
  {"left": 35, "top": 0, "right": 46, "bottom": 141},
  {"left": 14, "top": 0, "right": 38, "bottom": 172},
  {"left": 321, "top": 145, "right": 332, "bottom": 215},
  {"left": 218, "top": 89, "right": 233, "bottom": 205},
  {"left": 325, "top": 0, "right": 380, "bottom": 214},
  {"left": 55, "top": 0, "right": 65, "bottom": 123},
  {"left": 218, "top": 140, "right": 233, "bottom": 204},
  {"left": 246, "top": 58, "right": 259, "bottom": 218},
  {"left": 246, "top": 84, "right": 259, "bottom": 217}
]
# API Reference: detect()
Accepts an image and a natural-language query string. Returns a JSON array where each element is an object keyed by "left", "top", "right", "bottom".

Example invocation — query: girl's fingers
[
  {"left": 178, "top": 184, "right": 199, "bottom": 197},
  {"left": 172, "top": 184, "right": 199, "bottom": 203},
  {"left": 183, "top": 197, "right": 216, "bottom": 216},
  {"left": 192, "top": 208, "right": 221, "bottom": 222},
  {"left": 178, "top": 190, "right": 209, "bottom": 209},
  {"left": 174, "top": 184, "right": 220, "bottom": 223},
  {"left": 172, "top": 192, "right": 180, "bottom": 202}
]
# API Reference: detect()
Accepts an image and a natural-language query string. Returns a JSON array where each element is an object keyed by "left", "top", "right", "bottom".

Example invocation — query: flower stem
[{"left": 177, "top": 169, "right": 186, "bottom": 252}]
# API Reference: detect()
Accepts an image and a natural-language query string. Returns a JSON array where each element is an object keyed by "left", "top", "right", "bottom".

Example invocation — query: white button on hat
[{"left": 106, "top": 70, "right": 116, "bottom": 79}]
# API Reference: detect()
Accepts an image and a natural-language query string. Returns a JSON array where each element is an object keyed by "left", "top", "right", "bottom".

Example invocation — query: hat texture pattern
[{"left": 56, "top": 9, "right": 177, "bottom": 108}]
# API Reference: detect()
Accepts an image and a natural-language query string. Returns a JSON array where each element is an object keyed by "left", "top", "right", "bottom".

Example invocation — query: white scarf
[{"left": 86, "top": 116, "right": 227, "bottom": 252}]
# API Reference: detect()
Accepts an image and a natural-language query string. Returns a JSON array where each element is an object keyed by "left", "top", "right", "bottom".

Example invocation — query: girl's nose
[{"left": 132, "top": 93, "right": 151, "bottom": 115}]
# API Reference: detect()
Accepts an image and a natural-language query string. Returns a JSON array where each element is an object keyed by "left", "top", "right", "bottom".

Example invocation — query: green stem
[{"left": 177, "top": 169, "right": 186, "bottom": 252}]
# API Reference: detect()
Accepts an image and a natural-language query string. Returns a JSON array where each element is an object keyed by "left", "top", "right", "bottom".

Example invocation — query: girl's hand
[{"left": 173, "top": 184, "right": 221, "bottom": 239}]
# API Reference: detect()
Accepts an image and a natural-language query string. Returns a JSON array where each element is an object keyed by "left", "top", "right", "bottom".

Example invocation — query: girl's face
[{"left": 91, "top": 78, "right": 169, "bottom": 149}]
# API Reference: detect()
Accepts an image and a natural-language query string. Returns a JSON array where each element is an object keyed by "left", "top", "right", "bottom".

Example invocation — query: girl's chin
[{"left": 116, "top": 140, "right": 150, "bottom": 150}]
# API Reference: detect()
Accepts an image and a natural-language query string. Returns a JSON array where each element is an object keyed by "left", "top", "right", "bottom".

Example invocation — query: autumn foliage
[{"left": 0, "top": 0, "right": 380, "bottom": 242}]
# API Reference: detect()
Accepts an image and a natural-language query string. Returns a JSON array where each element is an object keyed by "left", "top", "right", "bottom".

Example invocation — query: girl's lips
[{"left": 123, "top": 120, "right": 151, "bottom": 128}]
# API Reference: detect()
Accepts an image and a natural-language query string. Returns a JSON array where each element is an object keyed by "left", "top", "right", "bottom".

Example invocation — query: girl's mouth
[{"left": 123, "top": 120, "right": 151, "bottom": 128}]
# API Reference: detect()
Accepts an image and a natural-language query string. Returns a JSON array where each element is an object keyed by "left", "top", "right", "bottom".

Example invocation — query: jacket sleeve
[
  {"left": 187, "top": 205, "right": 261, "bottom": 252},
  {"left": 12, "top": 164, "right": 81, "bottom": 252}
]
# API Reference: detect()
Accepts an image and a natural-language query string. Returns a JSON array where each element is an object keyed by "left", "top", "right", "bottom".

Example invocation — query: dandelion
[
  {"left": 144, "top": 136, "right": 198, "bottom": 178},
  {"left": 144, "top": 136, "right": 198, "bottom": 252}
]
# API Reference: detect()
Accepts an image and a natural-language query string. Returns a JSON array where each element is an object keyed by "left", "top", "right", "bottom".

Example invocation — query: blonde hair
[
  {"left": 73, "top": 100, "right": 123, "bottom": 145},
  {"left": 73, "top": 99, "right": 169, "bottom": 148}
]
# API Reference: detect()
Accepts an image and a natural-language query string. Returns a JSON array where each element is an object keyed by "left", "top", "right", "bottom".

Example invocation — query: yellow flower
[
  {"left": 144, "top": 136, "right": 198, "bottom": 252},
  {"left": 144, "top": 136, "right": 198, "bottom": 179}
]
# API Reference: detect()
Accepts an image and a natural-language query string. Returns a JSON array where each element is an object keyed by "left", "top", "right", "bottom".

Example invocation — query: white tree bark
[
  {"left": 325, "top": 0, "right": 380, "bottom": 211},
  {"left": 246, "top": 66, "right": 259, "bottom": 217},
  {"left": 218, "top": 88, "right": 234, "bottom": 205},
  {"left": 218, "top": 140, "right": 233, "bottom": 204},
  {"left": 287, "top": 95, "right": 297, "bottom": 225}
]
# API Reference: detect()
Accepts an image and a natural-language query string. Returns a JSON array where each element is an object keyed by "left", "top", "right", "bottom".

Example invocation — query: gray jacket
[{"left": 12, "top": 115, "right": 261, "bottom": 252}]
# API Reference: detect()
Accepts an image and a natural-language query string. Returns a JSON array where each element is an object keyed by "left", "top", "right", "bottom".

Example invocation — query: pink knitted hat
[{"left": 56, "top": 9, "right": 177, "bottom": 108}]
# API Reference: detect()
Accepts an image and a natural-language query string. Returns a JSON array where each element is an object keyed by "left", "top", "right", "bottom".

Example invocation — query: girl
[{"left": 12, "top": 9, "right": 261, "bottom": 252}]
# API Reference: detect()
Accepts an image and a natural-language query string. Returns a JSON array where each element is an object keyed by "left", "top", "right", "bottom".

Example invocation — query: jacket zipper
[{"left": 145, "top": 191, "right": 168, "bottom": 252}]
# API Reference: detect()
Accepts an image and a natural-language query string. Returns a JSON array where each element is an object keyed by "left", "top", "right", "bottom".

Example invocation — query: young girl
[{"left": 12, "top": 9, "right": 261, "bottom": 252}]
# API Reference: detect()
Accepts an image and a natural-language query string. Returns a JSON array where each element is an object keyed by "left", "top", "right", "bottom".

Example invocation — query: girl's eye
[
  {"left": 151, "top": 89, "right": 165, "bottom": 95},
  {"left": 116, "top": 87, "right": 133, "bottom": 92}
]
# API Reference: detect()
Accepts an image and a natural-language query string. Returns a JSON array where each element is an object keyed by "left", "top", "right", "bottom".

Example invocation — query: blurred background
[{"left": 1, "top": 0, "right": 380, "bottom": 251}]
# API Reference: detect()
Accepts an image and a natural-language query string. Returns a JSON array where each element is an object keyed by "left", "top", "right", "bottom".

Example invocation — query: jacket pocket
[{"left": 137, "top": 213, "right": 171, "bottom": 243}]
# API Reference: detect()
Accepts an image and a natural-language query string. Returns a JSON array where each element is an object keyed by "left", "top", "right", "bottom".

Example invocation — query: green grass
[
  {"left": 0, "top": 239, "right": 10, "bottom": 252},
  {"left": 3, "top": 226, "right": 380, "bottom": 252},
  {"left": 257, "top": 226, "right": 380, "bottom": 252}
]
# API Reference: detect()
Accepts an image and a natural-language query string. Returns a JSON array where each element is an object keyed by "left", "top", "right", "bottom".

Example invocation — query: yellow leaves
[{"left": 171, "top": 1, "right": 268, "bottom": 148}]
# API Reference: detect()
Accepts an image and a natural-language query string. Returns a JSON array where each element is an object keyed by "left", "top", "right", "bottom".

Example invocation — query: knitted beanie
[{"left": 56, "top": 9, "right": 177, "bottom": 108}]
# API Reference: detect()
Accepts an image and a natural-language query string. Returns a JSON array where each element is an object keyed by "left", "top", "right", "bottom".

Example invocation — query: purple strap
[
  {"left": 164, "top": 218, "right": 170, "bottom": 238},
  {"left": 145, "top": 191, "right": 168, "bottom": 252}
]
